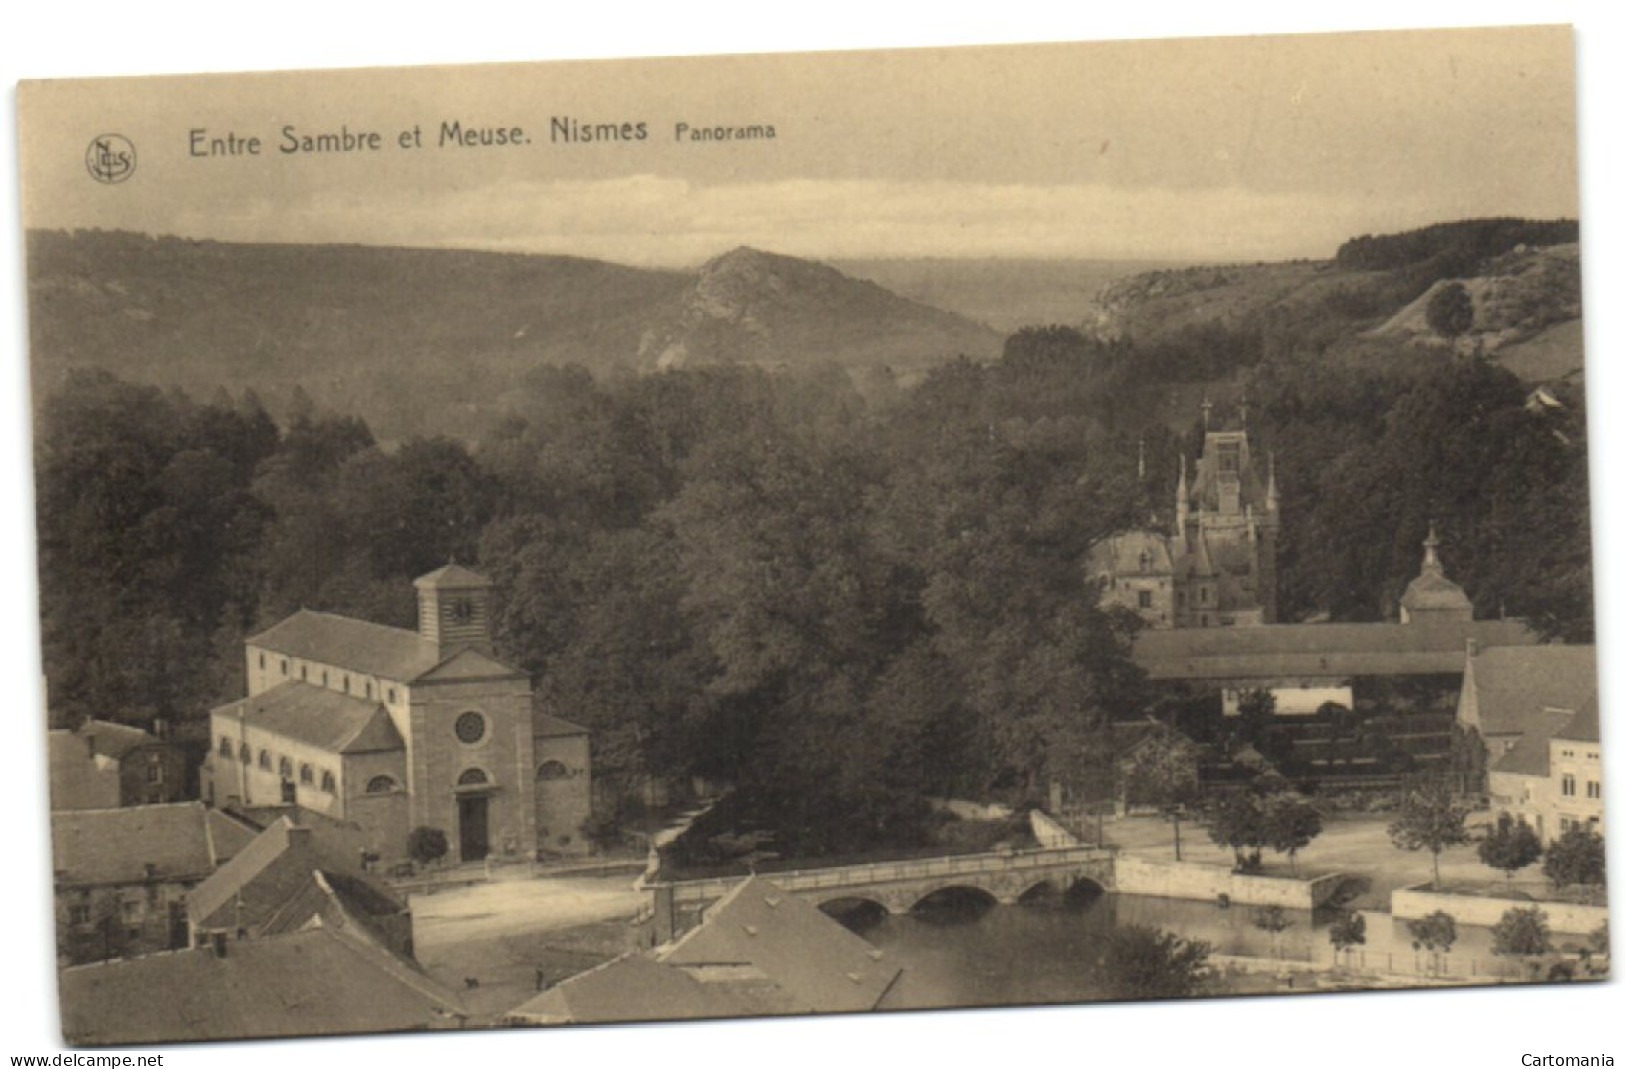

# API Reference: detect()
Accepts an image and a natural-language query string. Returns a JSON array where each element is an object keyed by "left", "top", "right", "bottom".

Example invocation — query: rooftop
[
  {"left": 47, "top": 720, "right": 167, "bottom": 811},
  {"left": 51, "top": 803, "right": 258, "bottom": 887},
  {"left": 1491, "top": 708, "right": 1574, "bottom": 778},
  {"left": 213, "top": 681, "right": 404, "bottom": 754},
  {"left": 658, "top": 876, "right": 900, "bottom": 1014},
  {"left": 1554, "top": 696, "right": 1601, "bottom": 744},
  {"left": 1465, "top": 644, "right": 1598, "bottom": 737},
  {"left": 1133, "top": 619, "right": 1541, "bottom": 682},
  {"left": 413, "top": 563, "right": 493, "bottom": 590},
  {"left": 58, "top": 926, "right": 464, "bottom": 1045},
  {"left": 505, "top": 953, "right": 745, "bottom": 1025},
  {"left": 248, "top": 609, "right": 443, "bottom": 682}
]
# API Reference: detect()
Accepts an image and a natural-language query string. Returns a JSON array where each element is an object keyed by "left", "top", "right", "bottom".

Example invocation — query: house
[
  {"left": 201, "top": 564, "right": 591, "bottom": 864},
  {"left": 657, "top": 875, "right": 902, "bottom": 1014},
  {"left": 46, "top": 719, "right": 188, "bottom": 811},
  {"left": 1490, "top": 695, "right": 1603, "bottom": 841},
  {"left": 58, "top": 924, "right": 466, "bottom": 1045},
  {"left": 504, "top": 952, "right": 747, "bottom": 1025},
  {"left": 50, "top": 801, "right": 258, "bottom": 964},
  {"left": 186, "top": 816, "right": 412, "bottom": 957},
  {"left": 1456, "top": 643, "right": 1597, "bottom": 758}
]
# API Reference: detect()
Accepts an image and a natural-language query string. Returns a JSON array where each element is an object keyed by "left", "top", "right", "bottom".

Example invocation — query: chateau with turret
[{"left": 1091, "top": 404, "right": 1279, "bottom": 629}]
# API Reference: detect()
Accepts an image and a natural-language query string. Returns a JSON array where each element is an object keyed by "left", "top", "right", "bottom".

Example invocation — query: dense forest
[{"left": 34, "top": 219, "right": 1591, "bottom": 857}]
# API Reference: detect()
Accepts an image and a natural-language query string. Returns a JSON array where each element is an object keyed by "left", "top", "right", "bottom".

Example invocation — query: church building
[
  {"left": 1091, "top": 404, "right": 1279, "bottom": 629},
  {"left": 201, "top": 565, "right": 591, "bottom": 865}
]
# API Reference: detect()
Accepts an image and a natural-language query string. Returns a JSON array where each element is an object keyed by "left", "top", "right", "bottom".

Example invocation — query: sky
[{"left": 17, "top": 26, "right": 1579, "bottom": 265}]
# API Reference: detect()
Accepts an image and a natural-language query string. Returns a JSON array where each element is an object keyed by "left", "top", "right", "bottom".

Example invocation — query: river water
[{"left": 831, "top": 890, "right": 1324, "bottom": 1009}]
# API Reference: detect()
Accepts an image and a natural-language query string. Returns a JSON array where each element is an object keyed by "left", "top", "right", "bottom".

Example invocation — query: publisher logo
[{"left": 86, "top": 134, "right": 136, "bottom": 184}]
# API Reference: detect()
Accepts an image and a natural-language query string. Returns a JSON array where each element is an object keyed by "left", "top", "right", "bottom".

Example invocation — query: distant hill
[
  {"left": 26, "top": 232, "right": 1000, "bottom": 441},
  {"left": 638, "top": 247, "right": 1002, "bottom": 383},
  {"left": 831, "top": 257, "right": 1186, "bottom": 334}
]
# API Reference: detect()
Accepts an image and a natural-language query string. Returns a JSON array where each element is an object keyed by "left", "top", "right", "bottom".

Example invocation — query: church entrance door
[{"left": 458, "top": 795, "right": 490, "bottom": 862}]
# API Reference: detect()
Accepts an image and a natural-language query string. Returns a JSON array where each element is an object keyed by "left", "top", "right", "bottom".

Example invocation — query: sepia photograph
[{"left": 4, "top": 7, "right": 1620, "bottom": 1065}]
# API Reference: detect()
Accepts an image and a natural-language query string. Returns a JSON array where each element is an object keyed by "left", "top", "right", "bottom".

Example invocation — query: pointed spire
[
  {"left": 1137, "top": 437, "right": 1146, "bottom": 481},
  {"left": 1267, "top": 452, "right": 1279, "bottom": 511},
  {"left": 1239, "top": 390, "right": 1249, "bottom": 430},
  {"left": 1421, "top": 523, "right": 1443, "bottom": 574},
  {"left": 1175, "top": 455, "right": 1190, "bottom": 538},
  {"left": 1201, "top": 395, "right": 1213, "bottom": 431}
]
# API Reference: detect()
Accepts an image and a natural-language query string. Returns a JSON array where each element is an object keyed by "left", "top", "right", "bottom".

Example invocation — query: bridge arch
[
  {"left": 817, "top": 896, "right": 891, "bottom": 932},
  {"left": 908, "top": 882, "right": 1000, "bottom": 915}
]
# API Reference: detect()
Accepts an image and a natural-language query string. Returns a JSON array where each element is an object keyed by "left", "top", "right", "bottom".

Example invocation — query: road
[{"left": 410, "top": 872, "right": 645, "bottom": 1020}]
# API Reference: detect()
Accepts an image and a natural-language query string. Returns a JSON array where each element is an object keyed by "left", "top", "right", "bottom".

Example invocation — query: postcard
[{"left": 15, "top": 23, "right": 1609, "bottom": 1051}]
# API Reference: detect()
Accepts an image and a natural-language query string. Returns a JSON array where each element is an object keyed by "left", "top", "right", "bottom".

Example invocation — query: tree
[
  {"left": 1477, "top": 812, "right": 1543, "bottom": 886},
  {"left": 1388, "top": 778, "right": 1471, "bottom": 889},
  {"left": 1121, "top": 726, "right": 1202, "bottom": 861},
  {"left": 1202, "top": 790, "right": 1268, "bottom": 873},
  {"left": 407, "top": 826, "right": 449, "bottom": 868},
  {"left": 1542, "top": 823, "right": 1606, "bottom": 891},
  {"left": 1100, "top": 925, "right": 1212, "bottom": 1000},
  {"left": 1328, "top": 911, "right": 1367, "bottom": 969},
  {"left": 1407, "top": 910, "right": 1458, "bottom": 976},
  {"left": 1262, "top": 793, "right": 1323, "bottom": 876},
  {"left": 1491, "top": 906, "right": 1552, "bottom": 979},
  {"left": 1425, "top": 282, "right": 1475, "bottom": 340},
  {"left": 1252, "top": 905, "right": 1294, "bottom": 960},
  {"left": 1234, "top": 688, "right": 1276, "bottom": 750}
]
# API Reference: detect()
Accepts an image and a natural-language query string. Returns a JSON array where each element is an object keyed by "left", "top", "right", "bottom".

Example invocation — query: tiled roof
[
  {"left": 58, "top": 926, "right": 465, "bottom": 1045},
  {"left": 1490, "top": 708, "right": 1573, "bottom": 778},
  {"left": 659, "top": 876, "right": 900, "bottom": 1014},
  {"left": 1400, "top": 570, "right": 1473, "bottom": 612},
  {"left": 1466, "top": 645, "right": 1597, "bottom": 737},
  {"left": 505, "top": 953, "right": 745, "bottom": 1025},
  {"left": 214, "top": 681, "right": 404, "bottom": 754},
  {"left": 189, "top": 817, "right": 407, "bottom": 941},
  {"left": 51, "top": 802, "right": 254, "bottom": 887},
  {"left": 1133, "top": 619, "right": 1540, "bottom": 681},
  {"left": 412, "top": 646, "right": 528, "bottom": 684},
  {"left": 1554, "top": 696, "right": 1601, "bottom": 744},
  {"left": 48, "top": 721, "right": 175, "bottom": 812},
  {"left": 413, "top": 563, "right": 492, "bottom": 590},
  {"left": 248, "top": 609, "right": 442, "bottom": 681}
]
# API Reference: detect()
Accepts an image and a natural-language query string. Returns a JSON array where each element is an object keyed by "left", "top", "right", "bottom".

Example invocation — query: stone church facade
[{"left": 202, "top": 565, "right": 590, "bottom": 864}]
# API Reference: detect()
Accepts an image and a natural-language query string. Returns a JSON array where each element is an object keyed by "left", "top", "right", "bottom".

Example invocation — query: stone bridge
[{"left": 645, "top": 844, "right": 1116, "bottom": 942}]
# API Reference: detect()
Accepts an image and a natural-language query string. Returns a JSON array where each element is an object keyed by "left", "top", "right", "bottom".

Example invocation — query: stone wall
[
  {"left": 1390, "top": 884, "right": 1607, "bottom": 935},
  {"left": 1114, "top": 855, "right": 1343, "bottom": 909}
]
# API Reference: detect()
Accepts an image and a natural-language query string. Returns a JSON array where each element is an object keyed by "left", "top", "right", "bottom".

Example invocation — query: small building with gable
[
  {"left": 47, "top": 719, "right": 188, "bottom": 812},
  {"left": 202, "top": 565, "right": 590, "bottom": 865}
]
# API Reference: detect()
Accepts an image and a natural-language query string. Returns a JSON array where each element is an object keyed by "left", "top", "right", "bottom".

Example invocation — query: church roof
[
  {"left": 658, "top": 876, "right": 900, "bottom": 1014},
  {"left": 413, "top": 563, "right": 492, "bottom": 590},
  {"left": 249, "top": 609, "right": 443, "bottom": 682},
  {"left": 535, "top": 712, "right": 589, "bottom": 738},
  {"left": 1134, "top": 619, "right": 1541, "bottom": 681},
  {"left": 1400, "top": 569, "right": 1474, "bottom": 612},
  {"left": 58, "top": 926, "right": 465, "bottom": 1045},
  {"left": 1464, "top": 645, "right": 1597, "bottom": 738},
  {"left": 214, "top": 682, "right": 404, "bottom": 755},
  {"left": 412, "top": 646, "right": 529, "bottom": 684},
  {"left": 51, "top": 802, "right": 258, "bottom": 887}
]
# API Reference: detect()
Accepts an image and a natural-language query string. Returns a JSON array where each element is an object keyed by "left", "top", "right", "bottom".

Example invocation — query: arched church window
[
  {"left": 258, "top": 653, "right": 265, "bottom": 670},
  {"left": 239, "top": 742, "right": 251, "bottom": 764},
  {"left": 365, "top": 775, "right": 398, "bottom": 794},
  {"left": 320, "top": 771, "right": 336, "bottom": 793},
  {"left": 219, "top": 736, "right": 233, "bottom": 758},
  {"left": 299, "top": 763, "right": 314, "bottom": 785},
  {"left": 537, "top": 760, "right": 569, "bottom": 781},
  {"left": 457, "top": 768, "right": 489, "bottom": 786},
  {"left": 279, "top": 756, "right": 293, "bottom": 778},
  {"left": 365, "top": 681, "right": 373, "bottom": 698},
  {"left": 280, "top": 659, "right": 288, "bottom": 676},
  {"left": 454, "top": 711, "right": 487, "bottom": 745},
  {"left": 259, "top": 749, "right": 271, "bottom": 770}
]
